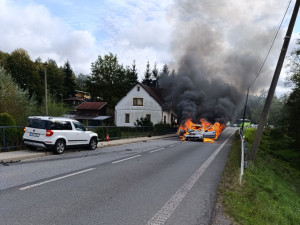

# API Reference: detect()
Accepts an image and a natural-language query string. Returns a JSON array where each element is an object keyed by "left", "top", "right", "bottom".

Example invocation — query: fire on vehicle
[{"left": 177, "top": 118, "right": 225, "bottom": 142}]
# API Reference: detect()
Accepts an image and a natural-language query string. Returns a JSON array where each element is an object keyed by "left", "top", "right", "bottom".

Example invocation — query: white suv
[{"left": 23, "top": 116, "right": 98, "bottom": 154}]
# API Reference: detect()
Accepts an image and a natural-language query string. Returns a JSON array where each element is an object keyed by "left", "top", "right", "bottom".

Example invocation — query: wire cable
[{"left": 248, "top": 0, "right": 292, "bottom": 89}]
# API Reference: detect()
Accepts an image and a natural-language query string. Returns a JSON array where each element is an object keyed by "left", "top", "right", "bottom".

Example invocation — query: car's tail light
[
  {"left": 46, "top": 130, "right": 54, "bottom": 136},
  {"left": 23, "top": 128, "right": 26, "bottom": 133}
]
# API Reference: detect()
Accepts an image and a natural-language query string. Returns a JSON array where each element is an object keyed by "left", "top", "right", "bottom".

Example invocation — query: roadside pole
[
  {"left": 249, "top": 0, "right": 299, "bottom": 162},
  {"left": 44, "top": 63, "right": 48, "bottom": 116}
]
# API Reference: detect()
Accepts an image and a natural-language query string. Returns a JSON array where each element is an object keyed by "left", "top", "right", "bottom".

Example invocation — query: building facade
[{"left": 115, "top": 83, "right": 175, "bottom": 127}]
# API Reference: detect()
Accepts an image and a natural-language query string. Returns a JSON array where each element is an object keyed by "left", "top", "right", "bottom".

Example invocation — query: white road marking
[
  {"left": 150, "top": 148, "right": 165, "bottom": 153},
  {"left": 20, "top": 168, "right": 95, "bottom": 191},
  {"left": 169, "top": 144, "right": 176, "bottom": 147},
  {"left": 147, "top": 132, "right": 235, "bottom": 225},
  {"left": 112, "top": 155, "right": 141, "bottom": 164}
]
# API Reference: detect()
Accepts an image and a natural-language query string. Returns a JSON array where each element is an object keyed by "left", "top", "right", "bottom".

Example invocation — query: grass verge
[{"left": 217, "top": 129, "right": 300, "bottom": 225}]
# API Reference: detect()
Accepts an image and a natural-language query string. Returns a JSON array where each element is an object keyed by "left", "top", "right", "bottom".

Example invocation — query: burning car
[
  {"left": 184, "top": 128, "right": 204, "bottom": 141},
  {"left": 178, "top": 118, "right": 225, "bottom": 142}
]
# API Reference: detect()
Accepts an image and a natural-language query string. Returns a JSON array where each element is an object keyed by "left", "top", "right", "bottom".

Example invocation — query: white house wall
[
  {"left": 115, "top": 85, "right": 163, "bottom": 127},
  {"left": 162, "top": 111, "right": 172, "bottom": 124}
]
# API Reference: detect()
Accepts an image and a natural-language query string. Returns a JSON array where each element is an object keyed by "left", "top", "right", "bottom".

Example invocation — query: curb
[
  {"left": 0, "top": 134, "right": 177, "bottom": 163},
  {"left": 1, "top": 151, "right": 53, "bottom": 163}
]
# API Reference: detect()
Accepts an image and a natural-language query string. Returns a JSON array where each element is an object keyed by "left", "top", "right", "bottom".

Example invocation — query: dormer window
[{"left": 137, "top": 86, "right": 140, "bottom": 91}]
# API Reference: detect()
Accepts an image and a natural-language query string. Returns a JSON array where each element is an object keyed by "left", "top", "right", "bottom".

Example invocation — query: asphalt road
[{"left": 0, "top": 127, "right": 236, "bottom": 225}]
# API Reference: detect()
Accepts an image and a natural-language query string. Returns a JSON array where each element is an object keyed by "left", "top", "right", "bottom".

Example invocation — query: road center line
[
  {"left": 112, "top": 155, "right": 141, "bottom": 164},
  {"left": 147, "top": 132, "right": 235, "bottom": 225},
  {"left": 150, "top": 148, "right": 165, "bottom": 153},
  {"left": 19, "top": 168, "right": 95, "bottom": 191}
]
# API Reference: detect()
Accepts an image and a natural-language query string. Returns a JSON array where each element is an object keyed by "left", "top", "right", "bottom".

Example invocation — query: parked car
[{"left": 23, "top": 116, "right": 98, "bottom": 154}]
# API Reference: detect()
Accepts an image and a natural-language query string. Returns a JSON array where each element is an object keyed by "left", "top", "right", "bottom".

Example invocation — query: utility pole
[
  {"left": 249, "top": 0, "right": 299, "bottom": 162},
  {"left": 44, "top": 63, "right": 48, "bottom": 116},
  {"left": 241, "top": 88, "right": 249, "bottom": 133}
]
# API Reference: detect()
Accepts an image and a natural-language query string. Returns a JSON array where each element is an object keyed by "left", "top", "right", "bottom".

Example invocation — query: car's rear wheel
[
  {"left": 89, "top": 137, "right": 98, "bottom": 150},
  {"left": 54, "top": 139, "right": 65, "bottom": 154}
]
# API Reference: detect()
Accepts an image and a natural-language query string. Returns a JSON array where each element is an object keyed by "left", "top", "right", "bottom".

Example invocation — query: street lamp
[{"left": 44, "top": 63, "right": 48, "bottom": 116}]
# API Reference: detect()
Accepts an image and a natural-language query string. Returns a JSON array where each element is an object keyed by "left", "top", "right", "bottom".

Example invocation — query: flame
[{"left": 177, "top": 118, "right": 225, "bottom": 142}]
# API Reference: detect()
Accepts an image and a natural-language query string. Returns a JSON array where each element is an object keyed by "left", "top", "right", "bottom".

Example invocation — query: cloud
[{"left": 0, "top": 0, "right": 98, "bottom": 74}]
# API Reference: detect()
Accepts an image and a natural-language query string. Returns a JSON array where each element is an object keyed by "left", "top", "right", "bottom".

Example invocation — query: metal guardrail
[{"left": 239, "top": 129, "right": 245, "bottom": 184}]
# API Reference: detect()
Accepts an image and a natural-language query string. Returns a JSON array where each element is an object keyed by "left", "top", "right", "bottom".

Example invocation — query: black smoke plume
[{"left": 161, "top": 0, "right": 286, "bottom": 124}]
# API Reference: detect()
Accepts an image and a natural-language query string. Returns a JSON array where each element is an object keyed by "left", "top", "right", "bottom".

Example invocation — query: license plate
[{"left": 29, "top": 132, "right": 40, "bottom": 137}]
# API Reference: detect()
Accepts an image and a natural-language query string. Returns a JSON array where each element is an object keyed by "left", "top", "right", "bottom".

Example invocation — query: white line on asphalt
[
  {"left": 169, "top": 144, "right": 176, "bottom": 147},
  {"left": 20, "top": 168, "right": 96, "bottom": 191},
  {"left": 150, "top": 148, "right": 165, "bottom": 153},
  {"left": 147, "top": 131, "right": 235, "bottom": 225},
  {"left": 112, "top": 155, "right": 141, "bottom": 164}
]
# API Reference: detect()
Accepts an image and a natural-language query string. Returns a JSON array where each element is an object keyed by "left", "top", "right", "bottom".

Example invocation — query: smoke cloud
[{"left": 161, "top": 0, "right": 288, "bottom": 124}]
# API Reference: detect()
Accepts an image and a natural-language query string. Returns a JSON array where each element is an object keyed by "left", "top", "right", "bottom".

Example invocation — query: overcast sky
[{"left": 0, "top": 0, "right": 299, "bottom": 96}]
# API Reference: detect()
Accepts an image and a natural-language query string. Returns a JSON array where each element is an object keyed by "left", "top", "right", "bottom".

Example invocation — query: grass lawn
[{"left": 218, "top": 129, "right": 300, "bottom": 225}]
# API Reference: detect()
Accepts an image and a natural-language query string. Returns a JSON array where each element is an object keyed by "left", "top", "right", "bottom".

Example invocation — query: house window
[
  {"left": 146, "top": 114, "right": 151, "bottom": 121},
  {"left": 133, "top": 98, "right": 143, "bottom": 106},
  {"left": 137, "top": 86, "right": 140, "bottom": 91},
  {"left": 164, "top": 116, "right": 166, "bottom": 124},
  {"left": 125, "top": 113, "right": 130, "bottom": 123}
]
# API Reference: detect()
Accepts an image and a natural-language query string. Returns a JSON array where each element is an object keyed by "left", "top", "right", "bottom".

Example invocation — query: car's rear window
[{"left": 26, "top": 119, "right": 51, "bottom": 130}]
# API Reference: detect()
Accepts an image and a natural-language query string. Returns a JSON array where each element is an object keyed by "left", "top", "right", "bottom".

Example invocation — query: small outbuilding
[{"left": 73, "top": 102, "right": 110, "bottom": 126}]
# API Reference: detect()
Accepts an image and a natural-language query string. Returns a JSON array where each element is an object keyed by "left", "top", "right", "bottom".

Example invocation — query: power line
[{"left": 248, "top": 0, "right": 292, "bottom": 89}]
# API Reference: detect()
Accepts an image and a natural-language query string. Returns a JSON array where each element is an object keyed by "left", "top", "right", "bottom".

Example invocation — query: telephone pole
[
  {"left": 249, "top": 0, "right": 299, "bottom": 162},
  {"left": 44, "top": 63, "right": 48, "bottom": 116}
]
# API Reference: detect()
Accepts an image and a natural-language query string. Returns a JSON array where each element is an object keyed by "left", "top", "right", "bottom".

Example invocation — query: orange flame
[{"left": 177, "top": 118, "right": 225, "bottom": 142}]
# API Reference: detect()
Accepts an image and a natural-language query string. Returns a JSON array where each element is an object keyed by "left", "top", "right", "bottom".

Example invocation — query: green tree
[
  {"left": 160, "top": 64, "right": 170, "bottom": 79},
  {"left": 76, "top": 73, "right": 88, "bottom": 91},
  {"left": 285, "top": 38, "right": 300, "bottom": 150},
  {"left": 5, "top": 48, "right": 42, "bottom": 100},
  {"left": 87, "top": 53, "right": 137, "bottom": 106},
  {"left": 125, "top": 60, "right": 138, "bottom": 87},
  {"left": 0, "top": 50, "right": 9, "bottom": 68},
  {"left": 0, "top": 67, "right": 37, "bottom": 125},
  {"left": 39, "top": 94, "right": 71, "bottom": 116},
  {"left": 45, "top": 59, "right": 65, "bottom": 101},
  {"left": 62, "top": 61, "right": 77, "bottom": 98},
  {"left": 152, "top": 62, "right": 159, "bottom": 87},
  {"left": 268, "top": 95, "right": 284, "bottom": 127},
  {"left": 142, "top": 61, "right": 153, "bottom": 86},
  {"left": 249, "top": 90, "right": 268, "bottom": 124}
]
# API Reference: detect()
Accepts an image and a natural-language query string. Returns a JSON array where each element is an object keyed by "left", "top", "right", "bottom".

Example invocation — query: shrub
[
  {"left": 0, "top": 112, "right": 22, "bottom": 151},
  {"left": 0, "top": 112, "right": 16, "bottom": 126}
]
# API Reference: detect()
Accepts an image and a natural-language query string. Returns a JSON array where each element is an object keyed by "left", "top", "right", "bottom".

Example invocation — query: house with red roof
[{"left": 73, "top": 102, "right": 110, "bottom": 125}]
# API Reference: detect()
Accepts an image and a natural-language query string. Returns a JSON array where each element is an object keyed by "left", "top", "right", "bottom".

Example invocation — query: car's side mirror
[{"left": 85, "top": 128, "right": 88, "bottom": 131}]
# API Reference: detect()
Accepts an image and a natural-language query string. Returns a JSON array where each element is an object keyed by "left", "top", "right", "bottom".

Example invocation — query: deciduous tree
[
  {"left": 6, "top": 49, "right": 42, "bottom": 100},
  {"left": 87, "top": 53, "right": 137, "bottom": 106}
]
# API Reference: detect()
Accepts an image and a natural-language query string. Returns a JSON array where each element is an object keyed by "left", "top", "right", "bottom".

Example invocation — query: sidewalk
[{"left": 0, "top": 134, "right": 177, "bottom": 163}]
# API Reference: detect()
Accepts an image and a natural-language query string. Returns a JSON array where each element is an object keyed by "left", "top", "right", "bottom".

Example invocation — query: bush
[
  {"left": 0, "top": 112, "right": 22, "bottom": 151},
  {"left": 0, "top": 112, "right": 16, "bottom": 126},
  {"left": 134, "top": 116, "right": 153, "bottom": 127}
]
